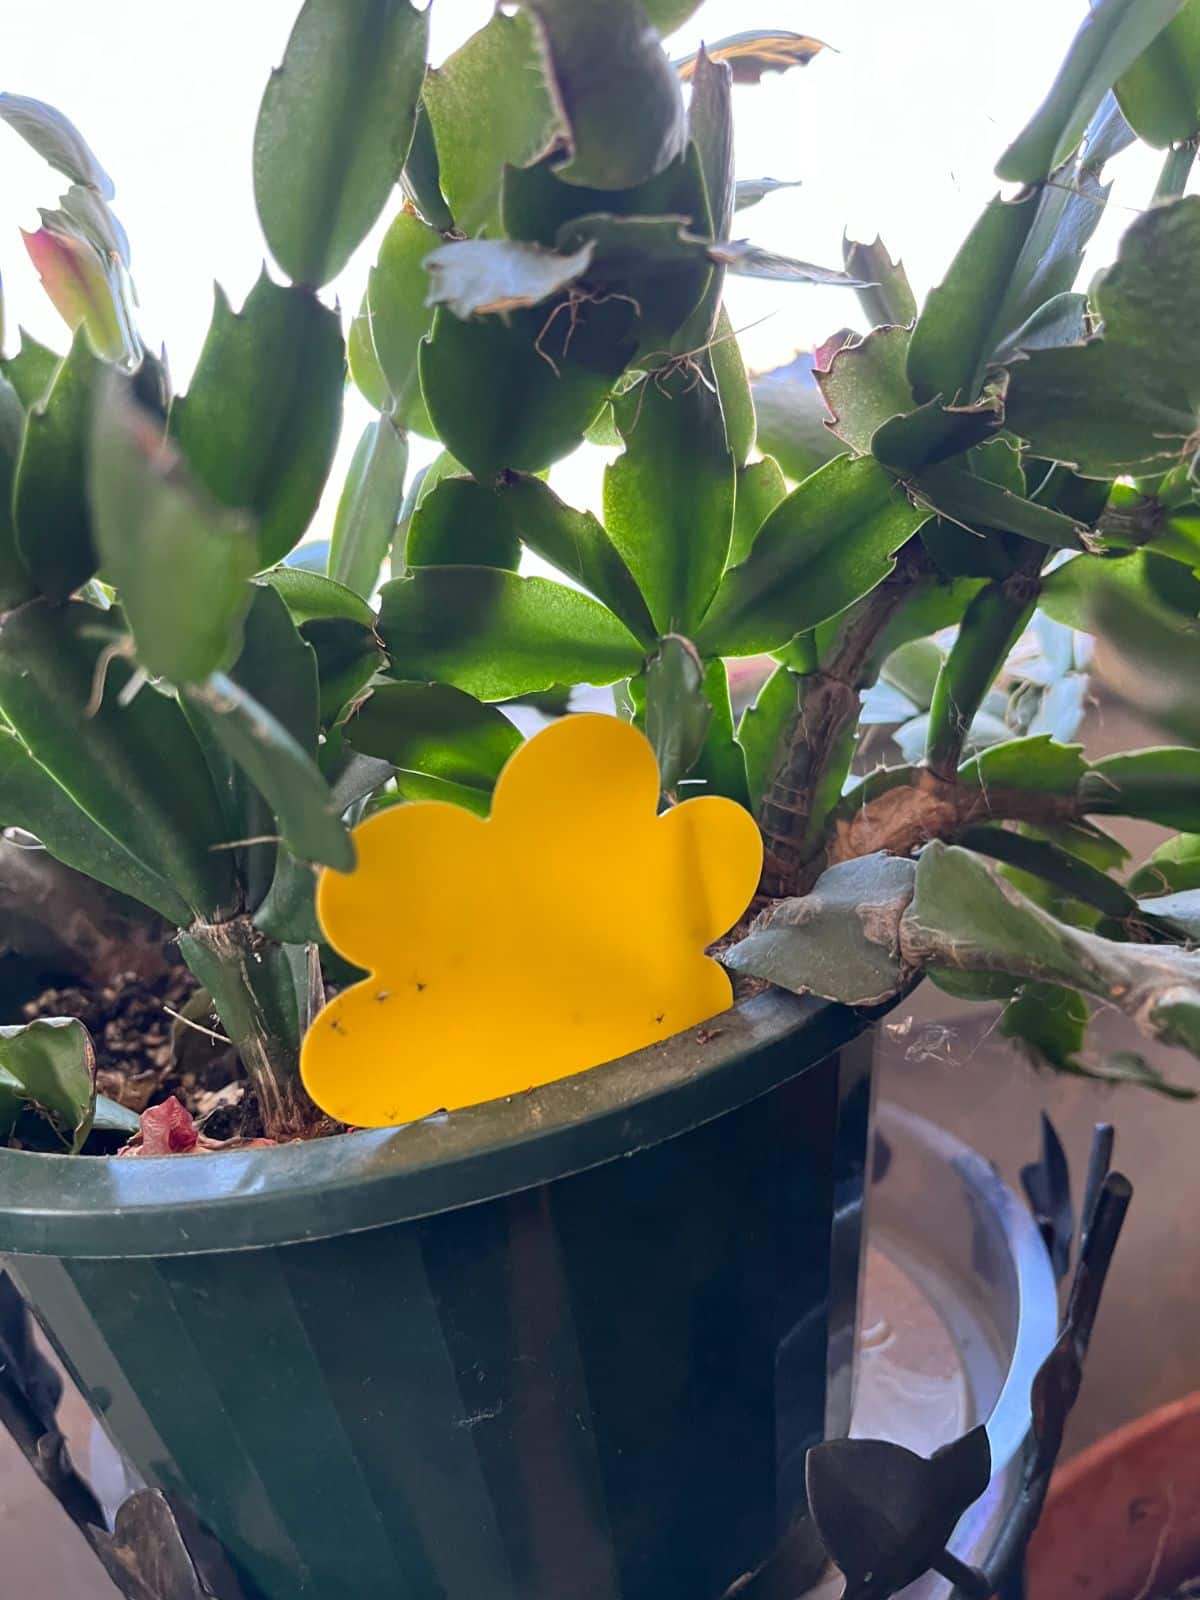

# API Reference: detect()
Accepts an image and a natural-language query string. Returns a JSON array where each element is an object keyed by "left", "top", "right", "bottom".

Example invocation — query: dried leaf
[{"left": 676, "top": 31, "right": 828, "bottom": 85}]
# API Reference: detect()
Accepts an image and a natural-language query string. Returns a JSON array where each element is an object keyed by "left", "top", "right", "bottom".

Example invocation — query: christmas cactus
[{"left": 0, "top": 0, "right": 1199, "bottom": 1153}]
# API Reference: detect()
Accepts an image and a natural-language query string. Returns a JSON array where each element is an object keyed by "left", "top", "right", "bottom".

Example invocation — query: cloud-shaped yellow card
[{"left": 301, "top": 714, "right": 762, "bottom": 1127}]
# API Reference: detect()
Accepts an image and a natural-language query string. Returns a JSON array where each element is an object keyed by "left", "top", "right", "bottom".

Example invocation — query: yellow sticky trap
[{"left": 300, "top": 714, "right": 762, "bottom": 1127}]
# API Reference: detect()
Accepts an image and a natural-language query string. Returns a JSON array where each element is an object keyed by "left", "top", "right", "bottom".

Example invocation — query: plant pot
[
  {"left": 0, "top": 990, "right": 874, "bottom": 1600},
  {"left": 1025, "top": 1392, "right": 1200, "bottom": 1599}
]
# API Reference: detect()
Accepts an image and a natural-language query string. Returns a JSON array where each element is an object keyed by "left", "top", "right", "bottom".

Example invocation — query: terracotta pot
[{"left": 1026, "top": 1392, "right": 1200, "bottom": 1599}]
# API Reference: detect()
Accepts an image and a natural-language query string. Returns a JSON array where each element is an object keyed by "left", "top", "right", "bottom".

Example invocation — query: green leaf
[
  {"left": 674, "top": 31, "right": 828, "bottom": 85},
  {"left": 170, "top": 274, "right": 344, "bottom": 569},
  {"left": 424, "top": 237, "right": 595, "bottom": 319},
  {"left": 908, "top": 174, "right": 1109, "bottom": 410},
  {"left": 367, "top": 211, "right": 440, "bottom": 428},
  {"left": 843, "top": 235, "right": 917, "bottom": 329},
  {"left": 1063, "top": 1049, "right": 1198, "bottom": 1100},
  {"left": 738, "top": 663, "right": 801, "bottom": 820},
  {"left": 1001, "top": 982, "right": 1089, "bottom": 1071},
  {"left": 880, "top": 638, "right": 945, "bottom": 711},
  {"left": 725, "top": 853, "right": 916, "bottom": 1005},
  {"left": 185, "top": 671, "right": 353, "bottom": 871},
  {"left": 3, "top": 329, "right": 61, "bottom": 410},
  {"left": 710, "top": 305, "right": 755, "bottom": 463},
  {"left": 691, "top": 659, "right": 750, "bottom": 806},
  {"left": 1081, "top": 748, "right": 1200, "bottom": 831},
  {"left": 525, "top": 0, "right": 686, "bottom": 190},
  {"left": 22, "top": 219, "right": 137, "bottom": 366},
  {"left": 1005, "top": 197, "right": 1200, "bottom": 477},
  {"left": 377, "top": 567, "right": 645, "bottom": 700},
  {"left": 996, "top": 0, "right": 1186, "bottom": 182},
  {"left": 343, "top": 681, "right": 521, "bottom": 799},
  {"left": 492, "top": 472, "right": 655, "bottom": 642},
  {"left": 696, "top": 456, "right": 928, "bottom": 657},
  {"left": 253, "top": 0, "right": 428, "bottom": 286},
  {"left": 958, "top": 825, "right": 1138, "bottom": 921},
  {"left": 1116, "top": 0, "right": 1200, "bottom": 144},
  {"left": 959, "top": 733, "right": 1088, "bottom": 797},
  {"left": 642, "top": 0, "right": 702, "bottom": 27},
  {"left": 0, "top": 1018, "right": 96, "bottom": 1152},
  {"left": 0, "top": 601, "right": 235, "bottom": 917},
  {"left": 1129, "top": 834, "right": 1200, "bottom": 896},
  {"left": 347, "top": 293, "right": 390, "bottom": 412},
  {"left": 606, "top": 363, "right": 734, "bottom": 633},
  {"left": 0, "top": 375, "right": 32, "bottom": 609},
  {"left": 90, "top": 377, "right": 257, "bottom": 683},
  {"left": 406, "top": 476, "right": 521, "bottom": 571},
  {"left": 93, "top": 1094, "right": 141, "bottom": 1135},
  {"left": 818, "top": 325, "right": 914, "bottom": 456},
  {"left": 0, "top": 94, "right": 114, "bottom": 197},
  {"left": 0, "top": 728, "right": 189, "bottom": 923},
  {"left": 305, "top": 617, "right": 385, "bottom": 726},
  {"left": 730, "top": 456, "right": 788, "bottom": 565},
  {"left": 688, "top": 48, "right": 734, "bottom": 333},
  {"left": 401, "top": 94, "right": 454, "bottom": 231},
  {"left": 261, "top": 566, "right": 377, "bottom": 629},
  {"left": 329, "top": 415, "right": 407, "bottom": 598},
  {"left": 915, "top": 465, "right": 1087, "bottom": 551},
  {"left": 750, "top": 349, "right": 844, "bottom": 482},
  {"left": 643, "top": 634, "right": 712, "bottom": 791},
  {"left": 13, "top": 327, "right": 101, "bottom": 601},
  {"left": 424, "top": 11, "right": 557, "bottom": 238},
  {"left": 419, "top": 299, "right": 634, "bottom": 480}
]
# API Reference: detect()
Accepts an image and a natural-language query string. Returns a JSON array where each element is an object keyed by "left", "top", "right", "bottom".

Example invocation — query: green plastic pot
[{"left": 0, "top": 990, "right": 873, "bottom": 1600}]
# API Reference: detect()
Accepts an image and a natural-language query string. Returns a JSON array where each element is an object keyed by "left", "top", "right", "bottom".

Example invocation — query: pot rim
[{"left": 0, "top": 990, "right": 865, "bottom": 1260}]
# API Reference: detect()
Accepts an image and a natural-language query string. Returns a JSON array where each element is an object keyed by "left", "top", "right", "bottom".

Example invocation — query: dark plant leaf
[
  {"left": 378, "top": 567, "right": 645, "bottom": 699},
  {"left": 401, "top": 93, "right": 454, "bottom": 231},
  {"left": 253, "top": 0, "right": 428, "bottom": 287},
  {"left": 406, "top": 476, "right": 522, "bottom": 571},
  {"left": 996, "top": 0, "right": 1186, "bottom": 182},
  {"left": 328, "top": 414, "right": 407, "bottom": 598},
  {"left": 424, "top": 237, "right": 595, "bottom": 319},
  {"left": 0, "top": 93, "right": 114, "bottom": 197},
  {"left": 343, "top": 681, "right": 521, "bottom": 800},
  {"left": 696, "top": 455, "right": 928, "bottom": 657},
  {"left": 0, "top": 601, "right": 235, "bottom": 918},
  {"left": 675, "top": 31, "right": 828, "bottom": 85},
  {"left": 0, "top": 1017, "right": 96, "bottom": 1152},
  {"left": 1020, "top": 1110, "right": 1075, "bottom": 1279},
  {"left": 643, "top": 634, "right": 712, "bottom": 791},
  {"left": 1005, "top": 197, "right": 1200, "bottom": 478},
  {"left": 90, "top": 377, "right": 257, "bottom": 683},
  {"left": 607, "top": 362, "right": 734, "bottom": 633},
  {"left": 170, "top": 274, "right": 344, "bottom": 568},
  {"left": 959, "top": 825, "right": 1138, "bottom": 922},
  {"left": 915, "top": 465, "right": 1087, "bottom": 551},
  {"left": 525, "top": 0, "right": 687, "bottom": 190},
  {"left": 13, "top": 326, "right": 101, "bottom": 601}
]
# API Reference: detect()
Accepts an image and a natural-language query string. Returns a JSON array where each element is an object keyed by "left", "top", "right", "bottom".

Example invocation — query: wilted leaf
[
  {"left": 0, "top": 93, "right": 114, "bottom": 197},
  {"left": 424, "top": 238, "right": 595, "bottom": 319},
  {"left": 378, "top": 568, "right": 645, "bottom": 699},
  {"left": 996, "top": 0, "right": 1186, "bottom": 182},
  {"left": 709, "top": 240, "right": 867, "bottom": 285},
  {"left": 734, "top": 177, "right": 802, "bottom": 212},
  {"left": 526, "top": 0, "right": 687, "bottom": 190},
  {"left": 726, "top": 853, "right": 917, "bottom": 1005},
  {"left": 253, "top": 0, "right": 428, "bottom": 286},
  {"left": 696, "top": 455, "right": 928, "bottom": 656},
  {"left": 0, "top": 1017, "right": 96, "bottom": 1152},
  {"left": 675, "top": 30, "right": 828, "bottom": 84},
  {"left": 171, "top": 274, "right": 344, "bottom": 568}
]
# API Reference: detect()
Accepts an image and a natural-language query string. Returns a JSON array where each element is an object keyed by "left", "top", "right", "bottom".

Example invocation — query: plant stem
[
  {"left": 178, "top": 919, "right": 326, "bottom": 1140},
  {"left": 924, "top": 553, "right": 1042, "bottom": 779},
  {"left": 1154, "top": 137, "right": 1199, "bottom": 204},
  {"left": 757, "top": 542, "right": 931, "bottom": 898}
]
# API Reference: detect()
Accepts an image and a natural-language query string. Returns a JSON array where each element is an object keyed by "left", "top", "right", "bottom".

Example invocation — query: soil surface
[{"left": 22, "top": 963, "right": 252, "bottom": 1139}]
